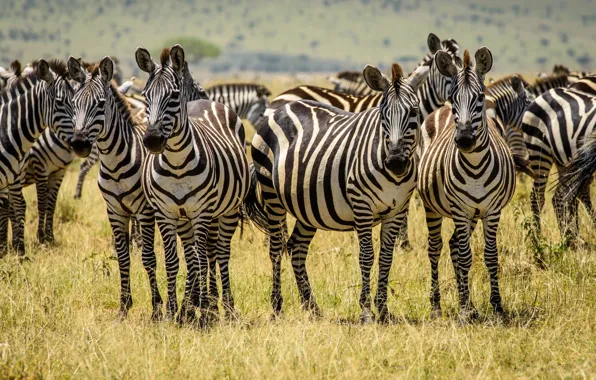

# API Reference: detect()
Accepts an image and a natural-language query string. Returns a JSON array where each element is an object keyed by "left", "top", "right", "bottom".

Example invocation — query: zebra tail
[
  {"left": 559, "top": 133, "right": 596, "bottom": 202},
  {"left": 513, "top": 153, "right": 536, "bottom": 179},
  {"left": 243, "top": 164, "right": 271, "bottom": 235}
]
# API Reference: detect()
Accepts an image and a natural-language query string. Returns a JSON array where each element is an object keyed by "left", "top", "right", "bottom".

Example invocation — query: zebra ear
[
  {"left": 135, "top": 47, "right": 155, "bottom": 73},
  {"left": 435, "top": 51, "right": 458, "bottom": 78},
  {"left": 170, "top": 44, "right": 185, "bottom": 73},
  {"left": 407, "top": 64, "right": 430, "bottom": 92},
  {"left": 68, "top": 56, "right": 85, "bottom": 84},
  {"left": 363, "top": 65, "right": 390, "bottom": 92},
  {"left": 427, "top": 33, "right": 442, "bottom": 54},
  {"left": 474, "top": 47, "right": 493, "bottom": 77},
  {"left": 510, "top": 75, "right": 524, "bottom": 95},
  {"left": 38, "top": 59, "right": 54, "bottom": 84},
  {"left": 99, "top": 56, "right": 114, "bottom": 85}
]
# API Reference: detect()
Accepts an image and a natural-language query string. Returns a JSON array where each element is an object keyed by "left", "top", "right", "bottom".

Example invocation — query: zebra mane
[
  {"left": 9, "top": 60, "right": 22, "bottom": 77},
  {"left": 463, "top": 50, "right": 471, "bottom": 69},
  {"left": 1, "top": 59, "right": 69, "bottom": 102},
  {"left": 160, "top": 48, "right": 171, "bottom": 66},
  {"left": 530, "top": 73, "right": 568, "bottom": 91}
]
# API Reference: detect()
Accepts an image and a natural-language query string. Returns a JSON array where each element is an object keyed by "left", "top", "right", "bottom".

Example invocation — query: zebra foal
[{"left": 418, "top": 48, "right": 516, "bottom": 319}]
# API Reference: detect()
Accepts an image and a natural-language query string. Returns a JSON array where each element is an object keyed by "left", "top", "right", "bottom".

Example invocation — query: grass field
[{"left": 1, "top": 76, "right": 596, "bottom": 378}]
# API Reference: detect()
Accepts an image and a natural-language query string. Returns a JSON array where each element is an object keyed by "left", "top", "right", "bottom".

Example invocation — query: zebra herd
[{"left": 0, "top": 32, "right": 594, "bottom": 325}]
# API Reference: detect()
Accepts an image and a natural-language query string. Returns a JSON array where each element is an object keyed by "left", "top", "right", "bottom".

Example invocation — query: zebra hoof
[
  {"left": 429, "top": 308, "right": 442, "bottom": 320},
  {"left": 398, "top": 240, "right": 413, "bottom": 252},
  {"left": 377, "top": 311, "right": 399, "bottom": 325},
  {"left": 458, "top": 307, "right": 479, "bottom": 323},
  {"left": 360, "top": 309, "right": 375, "bottom": 324},
  {"left": 151, "top": 307, "right": 164, "bottom": 322}
]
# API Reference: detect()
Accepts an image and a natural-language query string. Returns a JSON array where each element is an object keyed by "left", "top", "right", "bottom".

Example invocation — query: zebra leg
[
  {"left": 73, "top": 146, "right": 98, "bottom": 199},
  {"left": 529, "top": 162, "right": 552, "bottom": 235},
  {"left": 44, "top": 169, "right": 66, "bottom": 244},
  {"left": 553, "top": 186, "right": 580, "bottom": 244},
  {"left": 107, "top": 213, "right": 133, "bottom": 319},
  {"left": 156, "top": 213, "right": 180, "bottom": 320},
  {"left": 206, "top": 219, "right": 220, "bottom": 316},
  {"left": 287, "top": 220, "right": 319, "bottom": 315},
  {"left": 448, "top": 220, "right": 478, "bottom": 289},
  {"left": 395, "top": 206, "right": 412, "bottom": 251},
  {"left": 136, "top": 209, "right": 163, "bottom": 321},
  {"left": 0, "top": 191, "right": 9, "bottom": 256},
  {"left": 355, "top": 215, "right": 375, "bottom": 324},
  {"left": 130, "top": 217, "right": 143, "bottom": 250},
  {"left": 483, "top": 213, "right": 504, "bottom": 314},
  {"left": 216, "top": 211, "right": 241, "bottom": 320},
  {"left": 453, "top": 215, "right": 477, "bottom": 320},
  {"left": 578, "top": 182, "right": 596, "bottom": 225},
  {"left": 375, "top": 218, "right": 399, "bottom": 323},
  {"left": 425, "top": 209, "right": 444, "bottom": 318},
  {"left": 35, "top": 177, "right": 50, "bottom": 243},
  {"left": 187, "top": 217, "right": 211, "bottom": 327},
  {"left": 9, "top": 182, "right": 26, "bottom": 255}
]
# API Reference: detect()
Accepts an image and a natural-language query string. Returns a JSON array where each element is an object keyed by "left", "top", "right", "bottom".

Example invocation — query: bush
[{"left": 156, "top": 37, "right": 221, "bottom": 63}]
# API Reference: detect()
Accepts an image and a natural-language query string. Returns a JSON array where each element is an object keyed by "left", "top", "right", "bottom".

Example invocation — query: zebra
[
  {"left": 206, "top": 83, "right": 271, "bottom": 126},
  {"left": 521, "top": 75, "right": 596, "bottom": 241},
  {"left": 259, "top": 33, "right": 459, "bottom": 250},
  {"left": 0, "top": 59, "right": 74, "bottom": 255},
  {"left": 485, "top": 75, "right": 535, "bottom": 161},
  {"left": 135, "top": 45, "right": 250, "bottom": 324},
  {"left": 246, "top": 62, "right": 429, "bottom": 323},
  {"left": 418, "top": 48, "right": 516, "bottom": 319},
  {"left": 68, "top": 55, "right": 211, "bottom": 320},
  {"left": 72, "top": 81, "right": 262, "bottom": 199}
]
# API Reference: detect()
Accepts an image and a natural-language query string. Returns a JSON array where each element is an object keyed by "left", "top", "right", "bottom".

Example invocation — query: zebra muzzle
[
  {"left": 385, "top": 152, "right": 410, "bottom": 177},
  {"left": 143, "top": 125, "right": 166, "bottom": 154},
  {"left": 454, "top": 125, "right": 476, "bottom": 153},
  {"left": 70, "top": 133, "right": 92, "bottom": 158}
]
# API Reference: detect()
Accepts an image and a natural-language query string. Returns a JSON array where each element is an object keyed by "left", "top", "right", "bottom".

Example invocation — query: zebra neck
[
  {"left": 456, "top": 127, "right": 490, "bottom": 166},
  {"left": 418, "top": 72, "right": 448, "bottom": 119},
  {"left": 0, "top": 84, "right": 49, "bottom": 160},
  {"left": 96, "top": 104, "right": 135, "bottom": 168},
  {"left": 160, "top": 116, "right": 203, "bottom": 168}
]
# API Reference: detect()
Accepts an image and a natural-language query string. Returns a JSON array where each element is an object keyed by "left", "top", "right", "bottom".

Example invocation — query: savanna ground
[{"left": 1, "top": 75, "right": 595, "bottom": 379}]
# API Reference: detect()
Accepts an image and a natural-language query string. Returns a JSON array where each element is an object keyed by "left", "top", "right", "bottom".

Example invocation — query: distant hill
[{"left": 0, "top": 0, "right": 594, "bottom": 75}]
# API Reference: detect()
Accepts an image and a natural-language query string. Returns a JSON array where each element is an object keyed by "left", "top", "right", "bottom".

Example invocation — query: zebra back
[{"left": 206, "top": 83, "right": 271, "bottom": 125}]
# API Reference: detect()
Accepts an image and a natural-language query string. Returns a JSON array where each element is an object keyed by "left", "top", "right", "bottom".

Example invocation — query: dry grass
[{"left": 0, "top": 76, "right": 595, "bottom": 378}]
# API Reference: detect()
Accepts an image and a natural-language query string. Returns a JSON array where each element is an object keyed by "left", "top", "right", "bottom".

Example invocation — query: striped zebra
[
  {"left": 260, "top": 33, "right": 459, "bottom": 250},
  {"left": 72, "top": 81, "right": 262, "bottom": 199},
  {"left": 136, "top": 45, "right": 250, "bottom": 324},
  {"left": 68, "top": 55, "right": 210, "bottom": 319},
  {"left": 0, "top": 59, "right": 74, "bottom": 255},
  {"left": 206, "top": 83, "right": 271, "bottom": 126},
  {"left": 418, "top": 48, "right": 516, "bottom": 319},
  {"left": 485, "top": 75, "right": 535, "bottom": 161},
  {"left": 246, "top": 63, "right": 429, "bottom": 323},
  {"left": 521, "top": 75, "right": 596, "bottom": 241}
]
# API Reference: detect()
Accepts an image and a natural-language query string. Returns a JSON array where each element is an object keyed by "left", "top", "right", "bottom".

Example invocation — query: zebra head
[
  {"left": 246, "top": 87, "right": 270, "bottom": 126},
  {"left": 424, "top": 34, "right": 462, "bottom": 109},
  {"left": 135, "top": 45, "right": 190, "bottom": 154},
  {"left": 68, "top": 56, "right": 116, "bottom": 157},
  {"left": 486, "top": 75, "right": 534, "bottom": 132},
  {"left": 436, "top": 47, "right": 493, "bottom": 153},
  {"left": 37, "top": 59, "right": 75, "bottom": 147},
  {"left": 363, "top": 63, "right": 429, "bottom": 176}
]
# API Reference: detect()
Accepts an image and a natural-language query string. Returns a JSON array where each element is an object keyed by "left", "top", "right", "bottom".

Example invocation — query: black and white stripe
[
  {"left": 0, "top": 60, "right": 74, "bottom": 255},
  {"left": 136, "top": 45, "right": 250, "bottom": 324},
  {"left": 246, "top": 63, "right": 429, "bottom": 322},
  {"left": 521, "top": 74, "right": 596, "bottom": 241},
  {"left": 418, "top": 48, "right": 516, "bottom": 319},
  {"left": 206, "top": 83, "right": 270, "bottom": 126}
]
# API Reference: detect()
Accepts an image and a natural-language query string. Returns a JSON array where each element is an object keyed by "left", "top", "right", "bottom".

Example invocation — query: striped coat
[
  {"left": 418, "top": 48, "right": 515, "bottom": 319},
  {"left": 247, "top": 63, "right": 429, "bottom": 322}
]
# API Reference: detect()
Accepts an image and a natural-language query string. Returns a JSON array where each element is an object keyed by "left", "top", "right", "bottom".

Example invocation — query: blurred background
[{"left": 1, "top": 0, "right": 594, "bottom": 77}]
